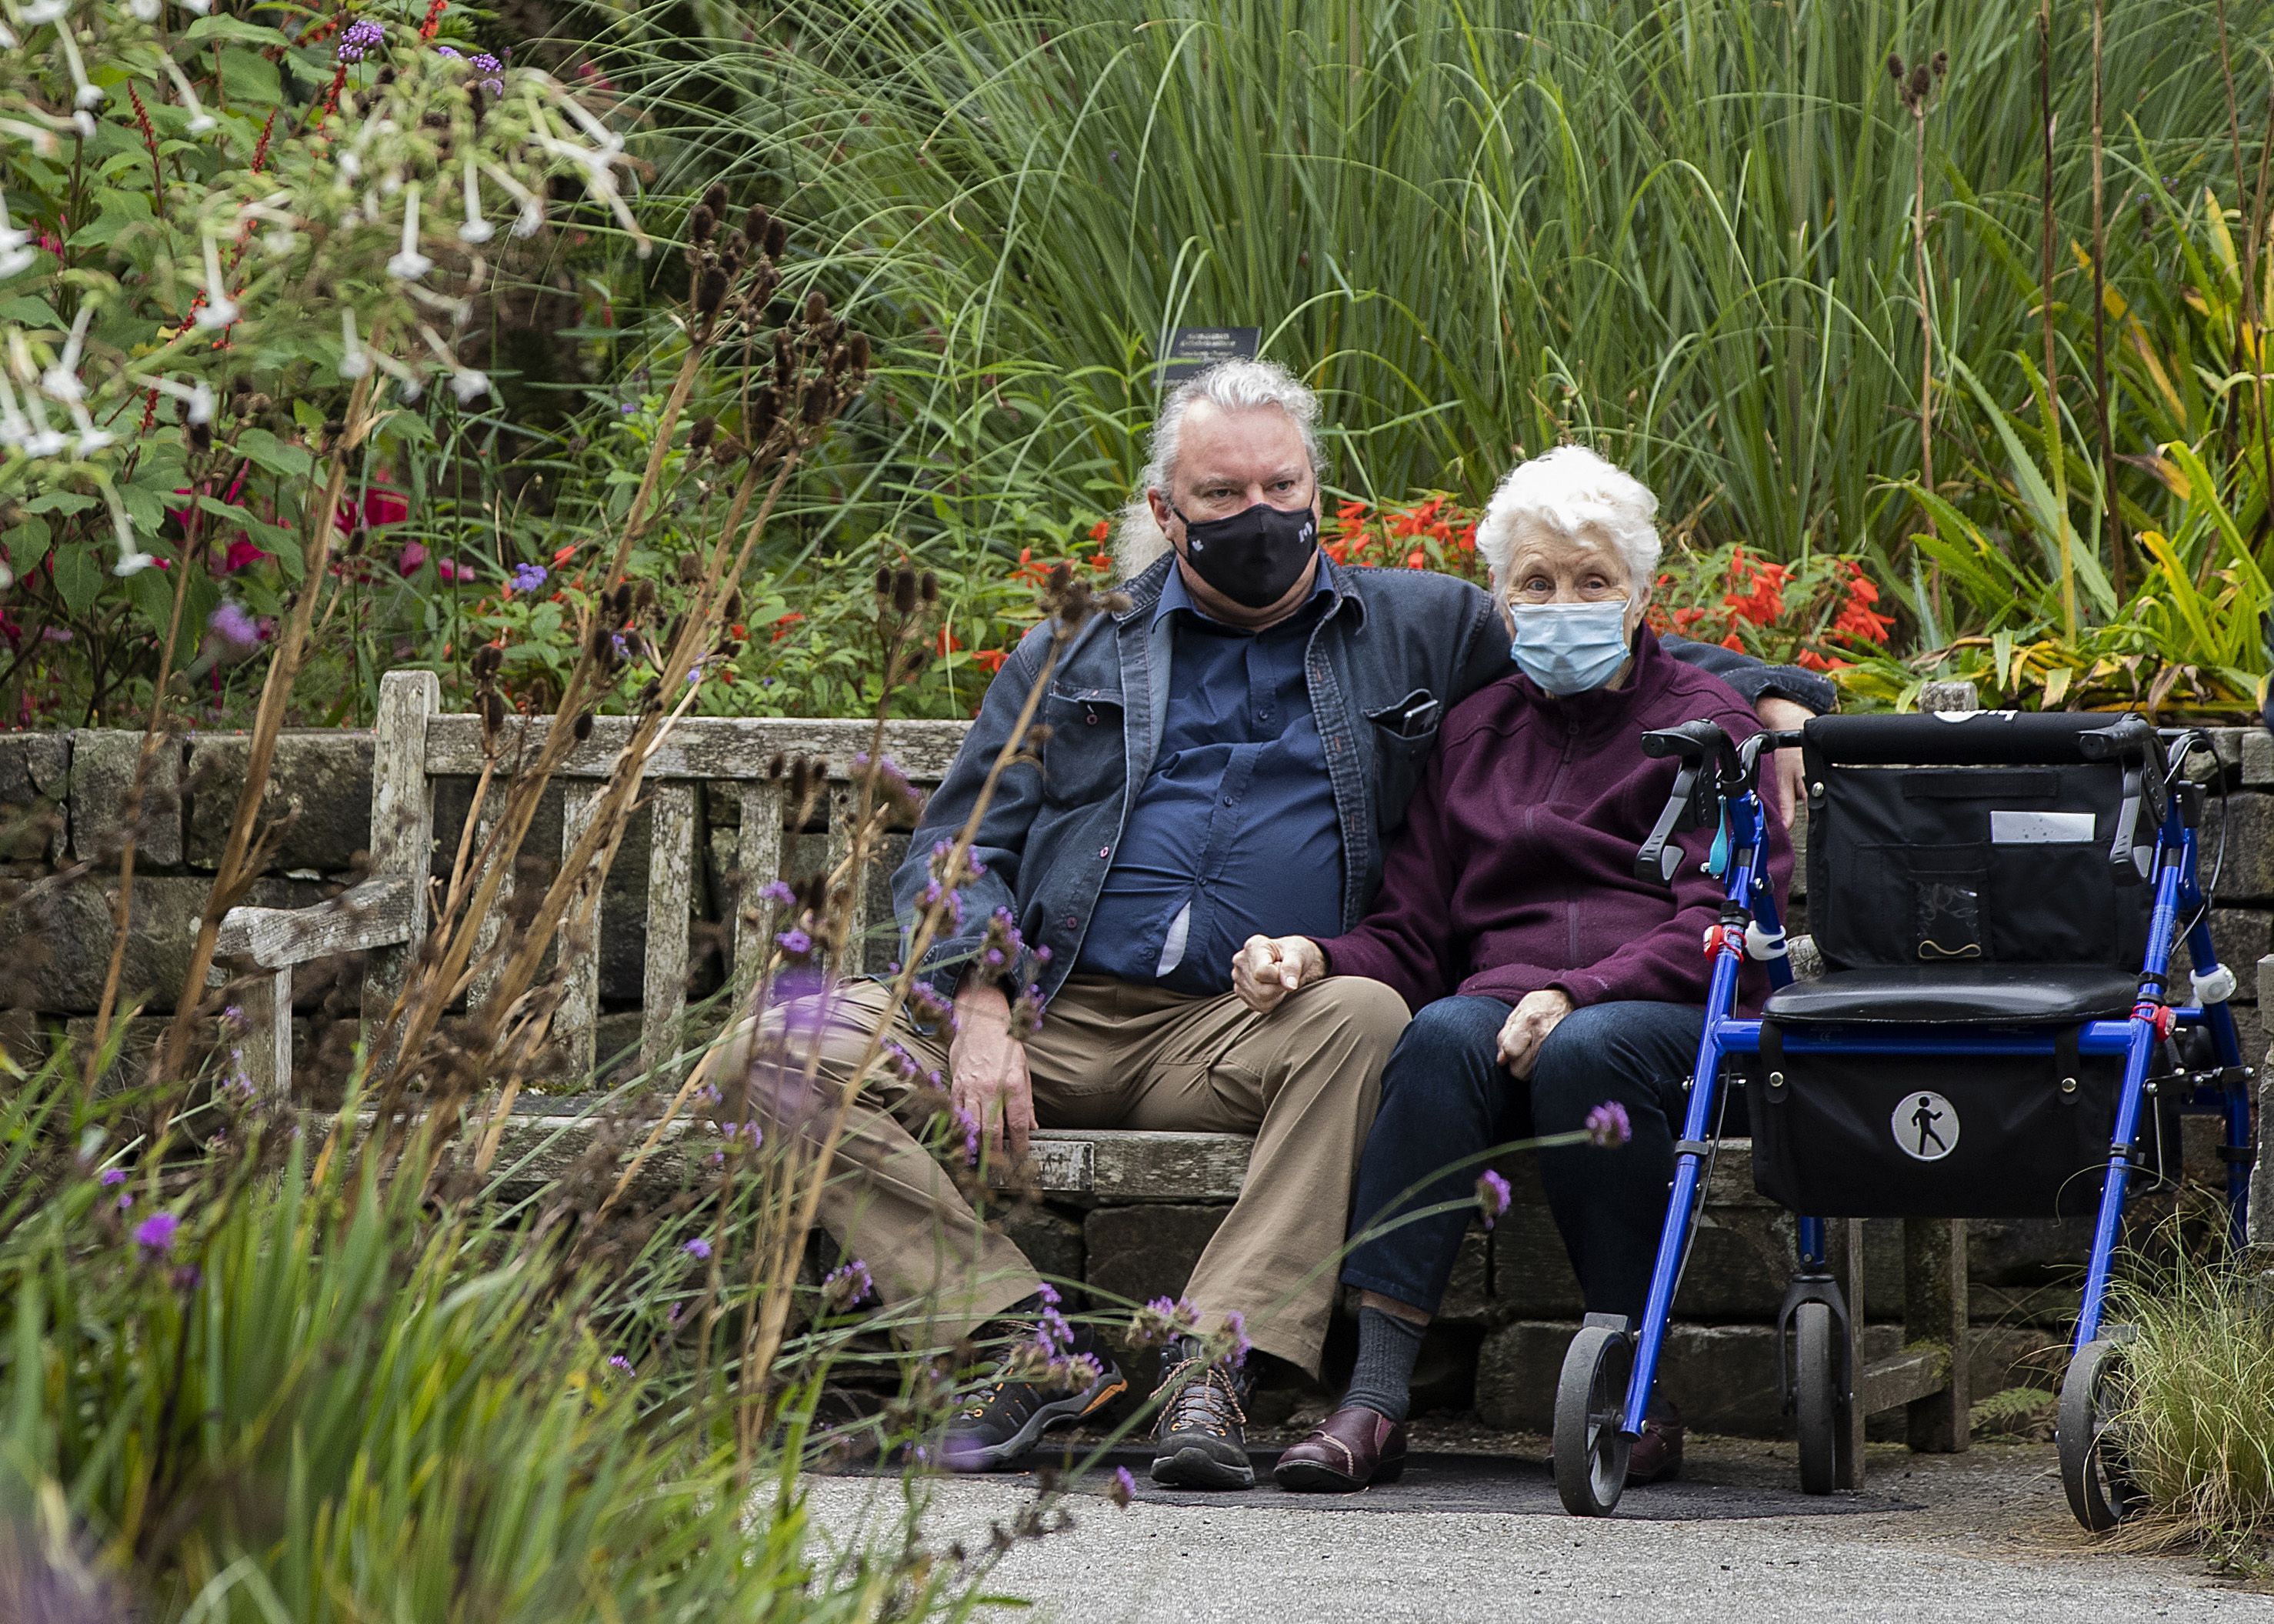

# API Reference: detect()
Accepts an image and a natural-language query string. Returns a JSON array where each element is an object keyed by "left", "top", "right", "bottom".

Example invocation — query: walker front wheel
[
  {"left": 1793, "top": 1301, "right": 1842, "bottom": 1496},
  {"left": 2059, "top": 1337, "right": 2144, "bottom": 1532},
  {"left": 1553, "top": 1323, "right": 1634, "bottom": 1517}
]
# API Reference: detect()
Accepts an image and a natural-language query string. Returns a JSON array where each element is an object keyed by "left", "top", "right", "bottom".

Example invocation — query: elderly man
[{"left": 758, "top": 360, "right": 1832, "bottom": 1491}]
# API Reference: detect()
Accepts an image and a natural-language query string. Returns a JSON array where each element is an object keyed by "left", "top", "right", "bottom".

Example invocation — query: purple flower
[
  {"left": 435, "top": 44, "right": 462, "bottom": 58},
  {"left": 171, "top": 1264, "right": 202, "bottom": 1293},
  {"left": 608, "top": 1354, "right": 634, "bottom": 1374},
  {"left": 1109, "top": 1465, "right": 1136, "bottom": 1507},
  {"left": 468, "top": 52, "right": 503, "bottom": 92},
  {"left": 98, "top": 1169, "right": 125, "bottom": 1188},
  {"left": 508, "top": 562, "right": 548, "bottom": 594},
  {"left": 337, "top": 18, "right": 384, "bottom": 63},
  {"left": 115, "top": 1191, "right": 133, "bottom": 1211},
  {"left": 823, "top": 1258, "right": 873, "bottom": 1306},
  {"left": 222, "top": 1003, "right": 246, "bottom": 1029},
  {"left": 757, "top": 879, "right": 797, "bottom": 907},
  {"left": 775, "top": 927, "right": 813, "bottom": 957},
  {"left": 1222, "top": 1309, "right": 1251, "bottom": 1368},
  {"left": 1585, "top": 1101, "right": 1632, "bottom": 1149},
  {"left": 683, "top": 1236, "right": 712, "bottom": 1260},
  {"left": 1476, "top": 1169, "right": 1512, "bottom": 1229},
  {"left": 134, "top": 1211, "right": 180, "bottom": 1256},
  {"left": 208, "top": 602, "right": 261, "bottom": 653}
]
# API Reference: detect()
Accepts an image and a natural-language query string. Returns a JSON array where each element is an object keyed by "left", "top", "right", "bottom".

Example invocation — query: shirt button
[{"left": 1099, "top": 846, "right": 1110, "bottom": 859}]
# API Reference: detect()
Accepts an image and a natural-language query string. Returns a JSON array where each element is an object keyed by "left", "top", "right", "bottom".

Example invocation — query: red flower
[
  {"left": 1405, "top": 549, "right": 1425, "bottom": 569},
  {"left": 935, "top": 627, "right": 965, "bottom": 655},
  {"left": 1088, "top": 519, "right": 1112, "bottom": 545},
  {"left": 973, "top": 649, "right": 1009, "bottom": 674},
  {"left": 218, "top": 539, "right": 272, "bottom": 574},
  {"left": 769, "top": 612, "right": 804, "bottom": 643}
]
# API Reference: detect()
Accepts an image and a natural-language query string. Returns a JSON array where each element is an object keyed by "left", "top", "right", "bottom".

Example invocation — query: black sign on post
[{"left": 1159, "top": 326, "right": 1261, "bottom": 388}]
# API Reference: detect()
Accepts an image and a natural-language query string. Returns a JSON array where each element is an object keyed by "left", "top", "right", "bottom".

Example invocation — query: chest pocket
[
  {"left": 1364, "top": 689, "right": 1442, "bottom": 833},
  {"left": 1039, "top": 685, "right": 1129, "bottom": 807}
]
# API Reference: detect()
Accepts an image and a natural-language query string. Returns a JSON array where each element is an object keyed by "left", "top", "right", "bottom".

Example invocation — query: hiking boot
[
  {"left": 939, "top": 1352, "right": 1128, "bottom": 1472},
  {"left": 1627, "top": 1402, "right": 1685, "bottom": 1486},
  {"left": 1149, "top": 1353, "right": 1255, "bottom": 1490}
]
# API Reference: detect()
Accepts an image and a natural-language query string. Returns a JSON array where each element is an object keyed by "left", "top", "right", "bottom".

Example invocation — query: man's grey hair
[
  {"left": 1113, "top": 358, "right": 1325, "bottom": 575},
  {"left": 1475, "top": 444, "right": 1662, "bottom": 602}
]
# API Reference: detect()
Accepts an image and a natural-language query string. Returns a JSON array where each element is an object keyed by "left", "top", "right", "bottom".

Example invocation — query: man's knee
[
  {"left": 1294, "top": 974, "right": 1411, "bottom": 1056},
  {"left": 737, "top": 982, "right": 903, "bottom": 1117}
]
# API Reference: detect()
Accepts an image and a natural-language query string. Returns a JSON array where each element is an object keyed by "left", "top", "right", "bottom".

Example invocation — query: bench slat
[
  {"left": 639, "top": 782, "right": 695, "bottom": 1076},
  {"left": 555, "top": 785, "right": 602, "bottom": 1074},
  {"left": 732, "top": 781, "right": 785, "bottom": 1004},
  {"left": 363, "top": 671, "right": 438, "bottom": 1043},
  {"left": 423, "top": 715, "right": 969, "bottom": 781}
]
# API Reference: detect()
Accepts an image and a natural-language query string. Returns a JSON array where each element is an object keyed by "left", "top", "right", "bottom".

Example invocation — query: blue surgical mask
[{"left": 1510, "top": 600, "right": 1632, "bottom": 695}]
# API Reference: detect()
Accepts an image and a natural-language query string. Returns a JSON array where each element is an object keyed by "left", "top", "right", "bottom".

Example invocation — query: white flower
[
  {"left": 0, "top": 118, "right": 62, "bottom": 158},
  {"left": 458, "top": 153, "right": 493, "bottom": 245},
  {"left": 104, "top": 489, "right": 155, "bottom": 574},
  {"left": 188, "top": 381, "right": 214, "bottom": 425},
  {"left": 482, "top": 163, "right": 546, "bottom": 238},
  {"left": 22, "top": 0, "right": 68, "bottom": 25},
  {"left": 0, "top": 372, "right": 30, "bottom": 447},
  {"left": 193, "top": 231, "right": 237, "bottom": 328},
  {"left": 55, "top": 26, "right": 102, "bottom": 109},
  {"left": 128, "top": 0, "right": 160, "bottom": 19},
  {"left": 181, "top": 0, "right": 211, "bottom": 14},
  {"left": 449, "top": 368, "right": 490, "bottom": 403},
  {"left": 0, "top": 248, "right": 32, "bottom": 279},
  {"left": 133, "top": 372, "right": 215, "bottom": 425},
  {"left": 162, "top": 58, "right": 215, "bottom": 135},
  {"left": 338, "top": 307, "right": 370, "bottom": 378},
  {"left": 69, "top": 402, "right": 112, "bottom": 455},
  {"left": 40, "top": 301, "right": 91, "bottom": 403},
  {"left": 387, "top": 183, "right": 433, "bottom": 280}
]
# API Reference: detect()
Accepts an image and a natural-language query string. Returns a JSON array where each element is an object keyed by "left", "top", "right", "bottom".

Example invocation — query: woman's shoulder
[
  {"left": 1640, "top": 642, "right": 1761, "bottom": 732},
  {"left": 1437, "top": 670, "right": 1536, "bottom": 752}
]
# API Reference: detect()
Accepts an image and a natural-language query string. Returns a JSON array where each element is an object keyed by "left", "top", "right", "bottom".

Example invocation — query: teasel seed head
[{"left": 689, "top": 415, "right": 716, "bottom": 452}]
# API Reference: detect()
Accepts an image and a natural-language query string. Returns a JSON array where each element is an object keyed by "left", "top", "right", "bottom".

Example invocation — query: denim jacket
[{"left": 895, "top": 554, "right": 1833, "bottom": 1005}]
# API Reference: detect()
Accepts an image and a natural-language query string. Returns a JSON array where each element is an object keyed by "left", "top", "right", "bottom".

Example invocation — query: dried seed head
[
  {"left": 1909, "top": 63, "right": 1929, "bottom": 100},
  {"left": 804, "top": 290, "right": 829, "bottom": 327},
  {"left": 765, "top": 751, "right": 787, "bottom": 779},
  {"left": 751, "top": 385, "right": 780, "bottom": 441},
  {"left": 846, "top": 331, "right": 870, "bottom": 372},
  {"left": 725, "top": 589, "right": 743, "bottom": 621},
  {"left": 472, "top": 643, "right": 502, "bottom": 680},
  {"left": 892, "top": 567, "right": 919, "bottom": 615},
  {"left": 572, "top": 711, "right": 594, "bottom": 742},
  {"left": 689, "top": 202, "right": 717, "bottom": 245},
  {"left": 763, "top": 216, "right": 788, "bottom": 257},
  {"left": 188, "top": 420, "right": 212, "bottom": 452},
  {"left": 637, "top": 679, "right": 662, "bottom": 711},
  {"left": 696, "top": 265, "right": 729, "bottom": 317},
  {"left": 482, "top": 689, "right": 506, "bottom": 729},
  {"left": 789, "top": 757, "right": 811, "bottom": 801},
  {"left": 1887, "top": 52, "right": 1906, "bottom": 80},
  {"left": 919, "top": 570, "right": 938, "bottom": 604},
  {"left": 745, "top": 202, "right": 772, "bottom": 245},
  {"left": 591, "top": 625, "right": 618, "bottom": 668},
  {"left": 711, "top": 432, "right": 746, "bottom": 462},
  {"left": 772, "top": 330, "right": 797, "bottom": 389},
  {"left": 874, "top": 565, "right": 892, "bottom": 595},
  {"left": 1932, "top": 48, "right": 1948, "bottom": 77},
  {"left": 703, "top": 181, "right": 729, "bottom": 218},
  {"left": 677, "top": 552, "right": 704, "bottom": 585},
  {"left": 635, "top": 580, "right": 657, "bottom": 612},
  {"left": 689, "top": 415, "right": 716, "bottom": 451},
  {"left": 801, "top": 378, "right": 832, "bottom": 424}
]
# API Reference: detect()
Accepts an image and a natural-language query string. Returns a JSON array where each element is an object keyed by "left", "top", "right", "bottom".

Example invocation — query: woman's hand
[
  {"left": 1755, "top": 695, "right": 1813, "bottom": 827},
  {"left": 1232, "top": 935, "right": 1327, "bottom": 1014},
  {"left": 1496, "top": 989, "right": 1575, "bottom": 1078}
]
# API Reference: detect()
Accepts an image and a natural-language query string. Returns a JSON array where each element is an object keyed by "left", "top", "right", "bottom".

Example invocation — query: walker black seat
[{"left": 1762, "top": 965, "right": 2142, "bottom": 1026}]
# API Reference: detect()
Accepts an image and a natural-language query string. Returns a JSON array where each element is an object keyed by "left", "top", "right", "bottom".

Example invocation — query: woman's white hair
[
  {"left": 1113, "top": 358, "right": 1325, "bottom": 575},
  {"left": 1476, "top": 444, "right": 1662, "bottom": 601}
]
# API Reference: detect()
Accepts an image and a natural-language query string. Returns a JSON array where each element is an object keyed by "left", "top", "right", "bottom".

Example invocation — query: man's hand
[
  {"left": 949, "top": 982, "right": 1034, "bottom": 1162},
  {"left": 1231, "top": 934, "right": 1327, "bottom": 1014},
  {"left": 1755, "top": 695, "right": 1815, "bottom": 828},
  {"left": 1496, "top": 989, "right": 1574, "bottom": 1079}
]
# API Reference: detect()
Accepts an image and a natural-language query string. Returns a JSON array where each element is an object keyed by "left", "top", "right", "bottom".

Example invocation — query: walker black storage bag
[
  {"left": 1743, "top": 1040, "right": 2173, "bottom": 1219},
  {"left": 1749, "top": 712, "right": 2165, "bottom": 1219}
]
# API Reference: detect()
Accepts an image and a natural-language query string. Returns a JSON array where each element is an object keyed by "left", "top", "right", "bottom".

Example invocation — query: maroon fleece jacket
[{"left": 1318, "top": 626, "right": 1792, "bottom": 1014}]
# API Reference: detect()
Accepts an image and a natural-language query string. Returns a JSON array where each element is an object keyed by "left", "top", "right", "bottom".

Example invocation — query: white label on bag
[
  {"left": 1990, "top": 809, "right": 2096, "bottom": 844},
  {"left": 1893, "top": 1092, "right": 1961, "bottom": 1161}
]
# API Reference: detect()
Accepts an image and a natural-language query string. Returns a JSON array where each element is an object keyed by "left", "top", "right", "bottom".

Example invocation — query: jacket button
[{"left": 1063, "top": 915, "right": 1077, "bottom": 929}]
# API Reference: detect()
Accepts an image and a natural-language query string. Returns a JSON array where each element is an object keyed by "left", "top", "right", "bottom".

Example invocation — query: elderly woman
[{"left": 1232, "top": 445, "right": 1792, "bottom": 1493}]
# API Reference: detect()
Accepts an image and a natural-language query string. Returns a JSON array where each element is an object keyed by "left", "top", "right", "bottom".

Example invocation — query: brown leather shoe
[
  {"left": 1272, "top": 1405, "right": 1409, "bottom": 1493},
  {"left": 1627, "top": 1403, "right": 1685, "bottom": 1485}
]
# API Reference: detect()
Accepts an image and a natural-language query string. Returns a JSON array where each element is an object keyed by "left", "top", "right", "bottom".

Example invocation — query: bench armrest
[{"left": 218, "top": 876, "right": 418, "bottom": 969}]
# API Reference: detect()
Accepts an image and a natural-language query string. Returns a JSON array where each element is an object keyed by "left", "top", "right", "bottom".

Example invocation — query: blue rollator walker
[{"left": 1549, "top": 711, "right": 2256, "bottom": 1528}]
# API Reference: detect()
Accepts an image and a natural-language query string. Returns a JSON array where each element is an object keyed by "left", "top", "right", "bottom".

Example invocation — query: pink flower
[
  {"left": 218, "top": 539, "right": 271, "bottom": 574},
  {"left": 1476, "top": 1169, "right": 1512, "bottom": 1230},
  {"left": 134, "top": 1211, "right": 180, "bottom": 1255},
  {"left": 397, "top": 540, "right": 429, "bottom": 575},
  {"left": 1585, "top": 1102, "right": 1632, "bottom": 1149}
]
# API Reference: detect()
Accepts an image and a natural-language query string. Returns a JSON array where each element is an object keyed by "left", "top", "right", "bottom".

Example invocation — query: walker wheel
[
  {"left": 2059, "top": 1337, "right": 2145, "bottom": 1532},
  {"left": 1793, "top": 1301, "right": 1842, "bottom": 1496},
  {"left": 1553, "top": 1322, "right": 1634, "bottom": 1516}
]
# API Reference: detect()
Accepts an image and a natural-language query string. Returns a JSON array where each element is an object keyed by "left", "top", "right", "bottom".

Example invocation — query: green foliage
[
  {"left": 2108, "top": 1257, "right": 2274, "bottom": 1560},
  {"left": 0, "top": 1043, "right": 997, "bottom": 1619}
]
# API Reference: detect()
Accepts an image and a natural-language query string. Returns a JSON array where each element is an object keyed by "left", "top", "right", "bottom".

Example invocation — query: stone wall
[{"left": 5, "top": 722, "right": 2272, "bottom": 1436}]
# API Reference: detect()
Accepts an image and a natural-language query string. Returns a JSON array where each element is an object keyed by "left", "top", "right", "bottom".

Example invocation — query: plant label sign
[{"left": 1159, "top": 326, "right": 1261, "bottom": 387}]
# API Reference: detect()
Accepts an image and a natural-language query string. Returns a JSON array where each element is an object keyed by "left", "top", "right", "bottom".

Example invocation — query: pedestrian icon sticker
[{"left": 1892, "top": 1091, "right": 1959, "bottom": 1161}]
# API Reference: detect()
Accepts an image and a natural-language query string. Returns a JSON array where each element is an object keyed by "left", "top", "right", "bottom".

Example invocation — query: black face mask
[{"left": 1170, "top": 499, "right": 1319, "bottom": 609}]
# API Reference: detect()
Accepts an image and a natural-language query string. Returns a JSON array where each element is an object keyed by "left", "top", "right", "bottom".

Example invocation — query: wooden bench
[{"left": 217, "top": 668, "right": 1965, "bottom": 1472}]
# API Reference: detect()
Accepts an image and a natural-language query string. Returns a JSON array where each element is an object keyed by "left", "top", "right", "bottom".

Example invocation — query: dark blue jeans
[{"left": 1341, "top": 996, "right": 1727, "bottom": 1326}]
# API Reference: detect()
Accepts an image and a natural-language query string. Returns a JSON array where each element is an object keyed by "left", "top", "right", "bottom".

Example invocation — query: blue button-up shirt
[{"left": 1075, "top": 564, "right": 1346, "bottom": 995}]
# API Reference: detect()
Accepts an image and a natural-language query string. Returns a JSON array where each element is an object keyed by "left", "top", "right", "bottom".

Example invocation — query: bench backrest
[{"left": 219, "top": 669, "right": 973, "bottom": 1093}]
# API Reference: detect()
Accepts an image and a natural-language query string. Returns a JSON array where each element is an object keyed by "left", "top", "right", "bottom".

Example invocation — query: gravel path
[{"left": 805, "top": 1434, "right": 2274, "bottom": 1623}]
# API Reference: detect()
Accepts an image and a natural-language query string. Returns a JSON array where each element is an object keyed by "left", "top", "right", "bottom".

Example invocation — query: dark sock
[{"left": 1342, "top": 1306, "right": 1427, "bottom": 1423}]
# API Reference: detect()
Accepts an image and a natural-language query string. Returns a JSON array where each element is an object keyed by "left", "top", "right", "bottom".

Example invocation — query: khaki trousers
[{"left": 752, "top": 973, "right": 1407, "bottom": 1377}]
